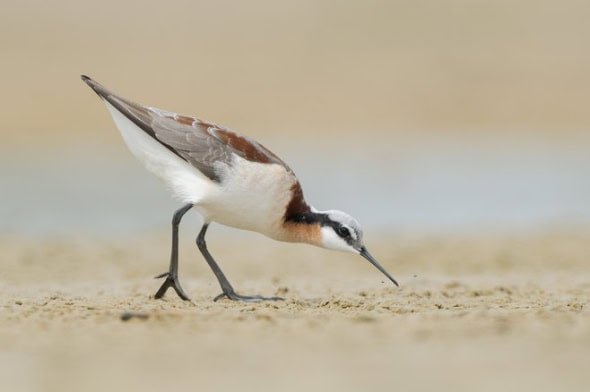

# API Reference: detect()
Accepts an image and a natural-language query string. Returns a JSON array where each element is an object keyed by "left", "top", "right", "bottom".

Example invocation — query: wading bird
[{"left": 82, "top": 75, "right": 398, "bottom": 302}]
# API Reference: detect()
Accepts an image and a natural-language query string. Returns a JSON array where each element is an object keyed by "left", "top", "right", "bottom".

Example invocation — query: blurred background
[
  {"left": 3, "top": 5, "right": 589, "bottom": 392},
  {"left": 1, "top": 0, "right": 590, "bottom": 237}
]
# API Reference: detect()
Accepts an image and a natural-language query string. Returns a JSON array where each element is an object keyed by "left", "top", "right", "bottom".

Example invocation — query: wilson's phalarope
[{"left": 81, "top": 75, "right": 398, "bottom": 302}]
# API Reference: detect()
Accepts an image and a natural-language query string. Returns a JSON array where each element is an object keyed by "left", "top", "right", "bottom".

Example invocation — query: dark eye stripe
[{"left": 336, "top": 226, "right": 350, "bottom": 238}]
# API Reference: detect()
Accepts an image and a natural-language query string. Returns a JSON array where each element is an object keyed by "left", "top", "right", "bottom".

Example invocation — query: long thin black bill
[{"left": 359, "top": 248, "right": 399, "bottom": 287}]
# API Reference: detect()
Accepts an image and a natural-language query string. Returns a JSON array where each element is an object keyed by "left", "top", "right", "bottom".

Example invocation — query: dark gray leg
[
  {"left": 154, "top": 203, "right": 194, "bottom": 301},
  {"left": 196, "top": 223, "right": 283, "bottom": 302}
]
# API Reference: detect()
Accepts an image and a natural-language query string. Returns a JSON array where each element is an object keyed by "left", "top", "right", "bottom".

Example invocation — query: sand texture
[{"left": 1, "top": 232, "right": 588, "bottom": 392}]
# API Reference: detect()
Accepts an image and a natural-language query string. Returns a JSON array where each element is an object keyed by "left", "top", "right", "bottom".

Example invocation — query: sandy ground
[{"left": 0, "top": 231, "right": 588, "bottom": 392}]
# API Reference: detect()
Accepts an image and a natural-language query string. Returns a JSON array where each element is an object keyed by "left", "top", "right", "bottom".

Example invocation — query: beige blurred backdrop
[
  {"left": 2, "top": 4, "right": 590, "bottom": 392},
  {"left": 2, "top": 0, "right": 590, "bottom": 235},
  {"left": 2, "top": 0, "right": 590, "bottom": 148}
]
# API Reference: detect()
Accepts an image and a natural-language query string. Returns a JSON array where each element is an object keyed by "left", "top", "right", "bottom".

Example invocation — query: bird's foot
[
  {"left": 154, "top": 272, "right": 191, "bottom": 301},
  {"left": 213, "top": 290, "right": 284, "bottom": 302}
]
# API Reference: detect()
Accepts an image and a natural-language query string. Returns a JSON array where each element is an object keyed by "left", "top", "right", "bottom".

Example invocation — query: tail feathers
[
  {"left": 81, "top": 74, "right": 189, "bottom": 166},
  {"left": 81, "top": 75, "right": 114, "bottom": 100},
  {"left": 81, "top": 75, "right": 155, "bottom": 138}
]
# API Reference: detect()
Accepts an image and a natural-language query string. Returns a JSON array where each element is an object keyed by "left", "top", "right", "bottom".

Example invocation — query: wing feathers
[{"left": 82, "top": 75, "right": 293, "bottom": 183}]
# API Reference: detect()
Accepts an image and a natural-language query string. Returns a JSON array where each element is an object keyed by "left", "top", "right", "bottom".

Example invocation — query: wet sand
[{"left": 1, "top": 232, "right": 588, "bottom": 392}]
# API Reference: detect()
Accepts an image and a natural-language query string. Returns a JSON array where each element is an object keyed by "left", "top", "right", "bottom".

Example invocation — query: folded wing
[{"left": 82, "top": 75, "right": 291, "bottom": 183}]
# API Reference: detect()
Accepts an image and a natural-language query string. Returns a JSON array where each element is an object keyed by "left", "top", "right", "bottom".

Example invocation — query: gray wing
[
  {"left": 149, "top": 114, "right": 236, "bottom": 180},
  {"left": 151, "top": 114, "right": 293, "bottom": 181},
  {"left": 82, "top": 75, "right": 290, "bottom": 182}
]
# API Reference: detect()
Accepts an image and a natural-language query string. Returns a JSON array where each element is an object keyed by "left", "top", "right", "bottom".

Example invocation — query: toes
[
  {"left": 213, "top": 292, "right": 285, "bottom": 302},
  {"left": 174, "top": 289, "right": 191, "bottom": 301},
  {"left": 154, "top": 275, "right": 190, "bottom": 301},
  {"left": 213, "top": 293, "right": 227, "bottom": 302}
]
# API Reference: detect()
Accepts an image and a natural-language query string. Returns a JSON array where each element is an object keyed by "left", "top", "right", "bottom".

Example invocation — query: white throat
[{"left": 320, "top": 226, "right": 357, "bottom": 253}]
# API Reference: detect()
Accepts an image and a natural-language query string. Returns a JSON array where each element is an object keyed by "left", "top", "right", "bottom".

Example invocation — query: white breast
[{"left": 199, "top": 155, "right": 297, "bottom": 237}]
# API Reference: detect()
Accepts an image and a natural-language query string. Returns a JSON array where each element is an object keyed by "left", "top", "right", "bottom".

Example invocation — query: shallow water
[{"left": 2, "top": 134, "right": 590, "bottom": 237}]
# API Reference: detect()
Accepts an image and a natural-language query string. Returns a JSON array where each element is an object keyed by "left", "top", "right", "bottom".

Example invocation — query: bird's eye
[{"left": 336, "top": 226, "right": 350, "bottom": 238}]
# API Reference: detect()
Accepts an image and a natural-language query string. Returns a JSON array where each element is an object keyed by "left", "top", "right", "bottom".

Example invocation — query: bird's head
[{"left": 317, "top": 210, "right": 399, "bottom": 287}]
